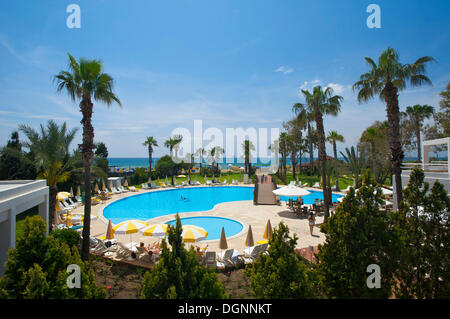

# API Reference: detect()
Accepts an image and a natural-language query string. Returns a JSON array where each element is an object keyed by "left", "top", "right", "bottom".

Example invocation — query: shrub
[
  {"left": 0, "top": 215, "right": 105, "bottom": 299},
  {"left": 51, "top": 228, "right": 81, "bottom": 249},
  {"left": 141, "top": 214, "right": 226, "bottom": 299}
]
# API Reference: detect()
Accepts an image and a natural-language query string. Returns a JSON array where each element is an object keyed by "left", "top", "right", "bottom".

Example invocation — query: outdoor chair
[{"left": 205, "top": 251, "right": 217, "bottom": 268}]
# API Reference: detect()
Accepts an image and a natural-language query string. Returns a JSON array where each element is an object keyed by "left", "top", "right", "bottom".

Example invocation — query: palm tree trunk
[
  {"left": 308, "top": 123, "right": 313, "bottom": 187},
  {"left": 148, "top": 148, "right": 153, "bottom": 175},
  {"left": 416, "top": 125, "right": 421, "bottom": 163},
  {"left": 80, "top": 96, "right": 95, "bottom": 261},
  {"left": 315, "top": 112, "right": 330, "bottom": 222},
  {"left": 371, "top": 141, "right": 377, "bottom": 181},
  {"left": 170, "top": 148, "right": 174, "bottom": 185},
  {"left": 292, "top": 152, "right": 296, "bottom": 180},
  {"left": 333, "top": 142, "right": 340, "bottom": 191},
  {"left": 384, "top": 82, "right": 404, "bottom": 206},
  {"left": 49, "top": 185, "right": 57, "bottom": 231}
]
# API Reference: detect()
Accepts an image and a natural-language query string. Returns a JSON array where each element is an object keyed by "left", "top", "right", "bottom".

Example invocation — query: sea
[{"left": 108, "top": 156, "right": 422, "bottom": 169}]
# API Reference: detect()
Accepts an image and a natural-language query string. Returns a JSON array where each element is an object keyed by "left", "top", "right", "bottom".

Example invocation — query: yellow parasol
[
  {"left": 140, "top": 224, "right": 168, "bottom": 237},
  {"left": 105, "top": 220, "right": 114, "bottom": 240},
  {"left": 219, "top": 226, "right": 228, "bottom": 257},
  {"left": 57, "top": 192, "right": 71, "bottom": 200},
  {"left": 181, "top": 225, "right": 208, "bottom": 242},
  {"left": 245, "top": 225, "right": 254, "bottom": 247}
]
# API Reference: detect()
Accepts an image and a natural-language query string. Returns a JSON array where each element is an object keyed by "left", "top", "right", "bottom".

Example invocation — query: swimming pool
[
  {"left": 103, "top": 186, "right": 343, "bottom": 224},
  {"left": 166, "top": 216, "right": 244, "bottom": 241}
]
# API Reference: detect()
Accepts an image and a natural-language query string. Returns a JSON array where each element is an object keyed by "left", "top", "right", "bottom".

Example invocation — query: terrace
[{"left": 393, "top": 137, "right": 450, "bottom": 210}]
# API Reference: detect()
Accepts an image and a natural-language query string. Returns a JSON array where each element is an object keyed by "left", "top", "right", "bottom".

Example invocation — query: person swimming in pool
[{"left": 181, "top": 195, "right": 189, "bottom": 201}]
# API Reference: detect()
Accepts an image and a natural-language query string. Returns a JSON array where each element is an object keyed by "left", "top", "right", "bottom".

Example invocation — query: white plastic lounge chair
[
  {"left": 75, "top": 195, "right": 82, "bottom": 202},
  {"left": 206, "top": 180, "right": 212, "bottom": 185},
  {"left": 110, "top": 187, "right": 120, "bottom": 194},
  {"left": 243, "top": 243, "right": 268, "bottom": 264},
  {"left": 205, "top": 251, "right": 217, "bottom": 268},
  {"left": 67, "top": 197, "right": 81, "bottom": 207},
  {"left": 217, "top": 249, "right": 235, "bottom": 267},
  {"left": 232, "top": 179, "right": 238, "bottom": 185},
  {"left": 313, "top": 182, "right": 320, "bottom": 188},
  {"left": 128, "top": 186, "right": 138, "bottom": 192},
  {"left": 119, "top": 186, "right": 129, "bottom": 193},
  {"left": 58, "top": 201, "right": 71, "bottom": 213}
]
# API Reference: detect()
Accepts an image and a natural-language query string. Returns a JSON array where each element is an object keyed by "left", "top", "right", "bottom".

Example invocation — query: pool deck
[{"left": 73, "top": 185, "right": 345, "bottom": 259}]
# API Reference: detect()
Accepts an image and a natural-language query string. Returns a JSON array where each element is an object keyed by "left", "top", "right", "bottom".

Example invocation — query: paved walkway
[{"left": 71, "top": 185, "right": 341, "bottom": 257}]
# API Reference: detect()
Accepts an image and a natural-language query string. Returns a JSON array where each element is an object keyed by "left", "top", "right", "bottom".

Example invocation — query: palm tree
[
  {"left": 340, "top": 146, "right": 366, "bottom": 189},
  {"left": 402, "top": 104, "right": 434, "bottom": 162},
  {"left": 19, "top": 121, "right": 78, "bottom": 231},
  {"left": 54, "top": 53, "right": 121, "bottom": 260},
  {"left": 209, "top": 146, "right": 224, "bottom": 171},
  {"left": 295, "top": 86, "right": 343, "bottom": 222},
  {"left": 293, "top": 103, "right": 315, "bottom": 186},
  {"left": 278, "top": 132, "right": 288, "bottom": 182},
  {"left": 164, "top": 135, "right": 183, "bottom": 185},
  {"left": 143, "top": 136, "right": 158, "bottom": 175},
  {"left": 242, "top": 140, "right": 255, "bottom": 175},
  {"left": 195, "top": 147, "right": 206, "bottom": 173},
  {"left": 326, "top": 131, "right": 345, "bottom": 191},
  {"left": 360, "top": 127, "right": 382, "bottom": 181},
  {"left": 353, "top": 47, "right": 434, "bottom": 207}
]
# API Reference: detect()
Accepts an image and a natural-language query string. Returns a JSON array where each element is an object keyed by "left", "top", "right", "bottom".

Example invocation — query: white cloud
[
  {"left": 275, "top": 66, "right": 293, "bottom": 74},
  {"left": 326, "top": 83, "right": 345, "bottom": 94}
]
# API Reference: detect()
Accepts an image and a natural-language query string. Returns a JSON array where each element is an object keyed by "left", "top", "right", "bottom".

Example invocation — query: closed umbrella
[
  {"left": 244, "top": 225, "right": 254, "bottom": 254},
  {"left": 219, "top": 227, "right": 228, "bottom": 258},
  {"left": 102, "top": 181, "right": 106, "bottom": 191},
  {"left": 148, "top": 176, "right": 152, "bottom": 184},
  {"left": 258, "top": 220, "right": 272, "bottom": 245},
  {"left": 140, "top": 224, "right": 168, "bottom": 237},
  {"left": 105, "top": 220, "right": 114, "bottom": 240},
  {"left": 94, "top": 183, "right": 99, "bottom": 193},
  {"left": 109, "top": 180, "right": 113, "bottom": 190},
  {"left": 181, "top": 225, "right": 208, "bottom": 242},
  {"left": 165, "top": 176, "right": 169, "bottom": 185},
  {"left": 70, "top": 187, "right": 74, "bottom": 198},
  {"left": 77, "top": 186, "right": 81, "bottom": 197},
  {"left": 124, "top": 179, "right": 128, "bottom": 187}
]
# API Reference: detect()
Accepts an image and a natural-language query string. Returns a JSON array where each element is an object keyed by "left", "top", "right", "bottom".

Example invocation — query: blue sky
[{"left": 0, "top": 0, "right": 449, "bottom": 157}]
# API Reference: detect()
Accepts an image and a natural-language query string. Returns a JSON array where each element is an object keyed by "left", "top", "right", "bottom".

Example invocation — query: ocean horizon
[{"left": 108, "top": 156, "right": 424, "bottom": 169}]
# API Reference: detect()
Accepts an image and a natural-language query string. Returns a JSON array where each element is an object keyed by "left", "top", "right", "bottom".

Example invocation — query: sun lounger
[
  {"left": 243, "top": 244, "right": 268, "bottom": 264},
  {"left": 313, "top": 182, "right": 320, "bottom": 188},
  {"left": 232, "top": 179, "right": 238, "bottom": 185},
  {"left": 119, "top": 186, "right": 129, "bottom": 193},
  {"left": 205, "top": 251, "right": 217, "bottom": 268},
  {"left": 217, "top": 249, "right": 235, "bottom": 268},
  {"left": 67, "top": 197, "right": 81, "bottom": 207},
  {"left": 128, "top": 186, "right": 138, "bottom": 192},
  {"left": 206, "top": 180, "right": 212, "bottom": 185}
]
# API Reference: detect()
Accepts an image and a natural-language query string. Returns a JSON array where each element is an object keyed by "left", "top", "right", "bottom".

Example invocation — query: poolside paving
[{"left": 71, "top": 185, "right": 341, "bottom": 259}]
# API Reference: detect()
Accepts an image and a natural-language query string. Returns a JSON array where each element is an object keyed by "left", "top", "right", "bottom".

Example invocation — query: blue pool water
[
  {"left": 166, "top": 216, "right": 244, "bottom": 241},
  {"left": 103, "top": 186, "right": 343, "bottom": 224}
]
